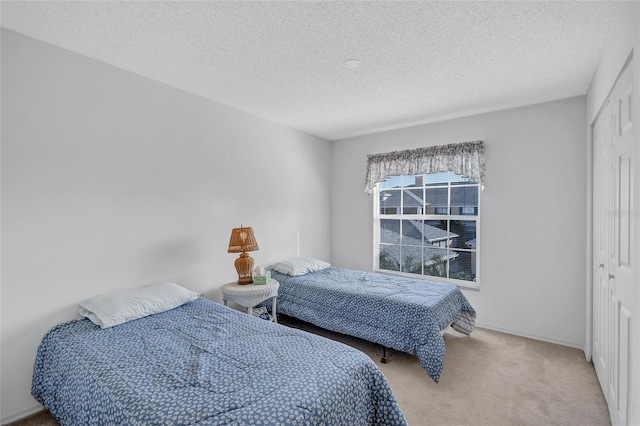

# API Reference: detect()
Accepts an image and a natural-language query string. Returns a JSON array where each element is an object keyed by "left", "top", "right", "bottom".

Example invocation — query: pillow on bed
[
  {"left": 270, "top": 257, "right": 331, "bottom": 276},
  {"left": 78, "top": 281, "right": 199, "bottom": 329}
]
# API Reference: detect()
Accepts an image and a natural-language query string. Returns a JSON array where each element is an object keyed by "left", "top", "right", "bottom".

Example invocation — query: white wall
[
  {"left": 331, "top": 96, "right": 587, "bottom": 349},
  {"left": 585, "top": 3, "right": 640, "bottom": 425},
  {"left": 0, "top": 29, "right": 331, "bottom": 422}
]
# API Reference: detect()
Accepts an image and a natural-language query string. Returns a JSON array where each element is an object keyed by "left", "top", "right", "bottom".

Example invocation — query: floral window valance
[{"left": 364, "top": 140, "right": 485, "bottom": 194}]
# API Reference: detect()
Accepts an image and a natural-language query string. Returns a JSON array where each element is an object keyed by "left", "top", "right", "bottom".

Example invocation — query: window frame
[{"left": 373, "top": 174, "right": 481, "bottom": 290}]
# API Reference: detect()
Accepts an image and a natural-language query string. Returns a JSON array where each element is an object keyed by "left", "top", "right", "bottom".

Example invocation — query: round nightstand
[{"left": 220, "top": 279, "right": 279, "bottom": 323}]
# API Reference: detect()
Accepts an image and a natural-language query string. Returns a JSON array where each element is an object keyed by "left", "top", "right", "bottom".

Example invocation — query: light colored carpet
[
  {"left": 9, "top": 318, "right": 610, "bottom": 426},
  {"left": 289, "top": 318, "right": 610, "bottom": 426}
]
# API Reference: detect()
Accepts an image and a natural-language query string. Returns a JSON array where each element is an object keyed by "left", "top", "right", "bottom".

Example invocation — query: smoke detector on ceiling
[{"left": 343, "top": 59, "right": 361, "bottom": 69}]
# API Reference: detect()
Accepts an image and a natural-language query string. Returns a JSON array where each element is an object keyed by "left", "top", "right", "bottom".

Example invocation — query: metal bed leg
[{"left": 381, "top": 346, "right": 388, "bottom": 364}]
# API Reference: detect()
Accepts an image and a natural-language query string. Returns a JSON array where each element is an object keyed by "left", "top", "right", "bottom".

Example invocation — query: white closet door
[
  {"left": 592, "top": 56, "right": 636, "bottom": 426},
  {"left": 592, "top": 96, "right": 610, "bottom": 394}
]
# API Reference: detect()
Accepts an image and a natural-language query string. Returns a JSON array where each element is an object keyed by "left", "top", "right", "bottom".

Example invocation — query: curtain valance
[{"left": 364, "top": 140, "right": 485, "bottom": 194}]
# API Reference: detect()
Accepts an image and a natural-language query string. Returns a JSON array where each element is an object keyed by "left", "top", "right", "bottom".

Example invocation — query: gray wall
[
  {"left": 1, "top": 29, "right": 331, "bottom": 421},
  {"left": 331, "top": 96, "right": 587, "bottom": 349}
]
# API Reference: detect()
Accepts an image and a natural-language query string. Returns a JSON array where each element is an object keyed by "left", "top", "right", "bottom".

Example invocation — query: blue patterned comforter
[
  {"left": 32, "top": 297, "right": 407, "bottom": 425},
  {"left": 268, "top": 267, "right": 477, "bottom": 383}
]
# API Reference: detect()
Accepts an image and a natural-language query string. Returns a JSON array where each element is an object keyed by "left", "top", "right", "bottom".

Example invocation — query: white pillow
[
  {"left": 270, "top": 257, "right": 331, "bottom": 276},
  {"left": 79, "top": 281, "right": 199, "bottom": 329}
]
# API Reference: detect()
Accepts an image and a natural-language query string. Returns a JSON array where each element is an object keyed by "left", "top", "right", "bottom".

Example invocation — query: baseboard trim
[
  {"left": 475, "top": 322, "right": 585, "bottom": 353},
  {"left": 2, "top": 404, "right": 44, "bottom": 425}
]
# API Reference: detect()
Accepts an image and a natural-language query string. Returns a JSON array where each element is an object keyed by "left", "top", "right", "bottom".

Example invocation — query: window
[
  {"left": 374, "top": 171, "right": 480, "bottom": 288},
  {"left": 365, "top": 140, "right": 484, "bottom": 288}
]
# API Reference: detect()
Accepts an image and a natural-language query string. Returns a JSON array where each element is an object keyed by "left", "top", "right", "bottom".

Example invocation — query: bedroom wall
[
  {"left": 0, "top": 29, "right": 331, "bottom": 422},
  {"left": 331, "top": 96, "right": 587, "bottom": 349}
]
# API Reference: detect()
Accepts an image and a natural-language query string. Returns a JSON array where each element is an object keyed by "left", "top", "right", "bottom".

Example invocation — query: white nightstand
[{"left": 220, "top": 279, "right": 279, "bottom": 323}]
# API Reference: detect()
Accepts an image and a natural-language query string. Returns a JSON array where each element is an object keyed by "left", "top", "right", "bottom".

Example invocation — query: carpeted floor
[
  {"left": 10, "top": 318, "right": 610, "bottom": 426},
  {"left": 284, "top": 317, "right": 610, "bottom": 426}
]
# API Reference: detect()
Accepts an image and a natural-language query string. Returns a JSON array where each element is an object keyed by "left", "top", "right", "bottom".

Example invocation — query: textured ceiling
[{"left": 1, "top": 1, "right": 619, "bottom": 141}]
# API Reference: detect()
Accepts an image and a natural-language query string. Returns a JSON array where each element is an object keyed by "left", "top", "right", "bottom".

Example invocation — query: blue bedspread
[
  {"left": 268, "top": 267, "right": 477, "bottom": 383},
  {"left": 32, "top": 297, "right": 407, "bottom": 425}
]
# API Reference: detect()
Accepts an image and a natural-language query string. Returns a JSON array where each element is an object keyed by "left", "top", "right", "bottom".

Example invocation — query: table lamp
[{"left": 227, "top": 225, "right": 259, "bottom": 284}]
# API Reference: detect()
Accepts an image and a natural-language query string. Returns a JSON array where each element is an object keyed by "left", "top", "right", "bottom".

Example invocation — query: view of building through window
[{"left": 374, "top": 171, "right": 479, "bottom": 286}]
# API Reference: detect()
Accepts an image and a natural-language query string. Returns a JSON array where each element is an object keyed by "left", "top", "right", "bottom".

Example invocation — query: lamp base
[{"left": 235, "top": 252, "right": 254, "bottom": 285}]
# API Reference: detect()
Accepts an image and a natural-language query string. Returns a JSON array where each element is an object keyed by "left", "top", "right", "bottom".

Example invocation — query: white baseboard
[
  {"left": 475, "top": 322, "right": 587, "bottom": 354},
  {"left": 1, "top": 404, "right": 44, "bottom": 425}
]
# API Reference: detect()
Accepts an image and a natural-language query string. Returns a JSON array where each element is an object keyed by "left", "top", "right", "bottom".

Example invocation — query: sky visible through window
[{"left": 379, "top": 171, "right": 470, "bottom": 188}]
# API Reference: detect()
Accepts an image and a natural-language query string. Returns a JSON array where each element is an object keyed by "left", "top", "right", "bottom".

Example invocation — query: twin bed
[
  {"left": 33, "top": 293, "right": 407, "bottom": 425},
  {"left": 266, "top": 259, "right": 476, "bottom": 383},
  {"left": 32, "top": 261, "right": 476, "bottom": 425}
]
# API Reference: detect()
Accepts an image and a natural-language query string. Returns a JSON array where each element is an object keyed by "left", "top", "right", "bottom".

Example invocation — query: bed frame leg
[{"left": 381, "top": 346, "right": 388, "bottom": 364}]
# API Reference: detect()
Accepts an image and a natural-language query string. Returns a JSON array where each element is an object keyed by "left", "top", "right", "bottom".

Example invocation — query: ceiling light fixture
[{"left": 343, "top": 59, "right": 361, "bottom": 69}]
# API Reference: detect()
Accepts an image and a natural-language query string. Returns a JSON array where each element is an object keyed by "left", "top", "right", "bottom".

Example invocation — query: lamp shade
[
  {"left": 228, "top": 226, "right": 259, "bottom": 285},
  {"left": 227, "top": 226, "right": 259, "bottom": 253}
]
